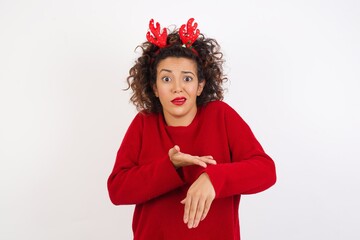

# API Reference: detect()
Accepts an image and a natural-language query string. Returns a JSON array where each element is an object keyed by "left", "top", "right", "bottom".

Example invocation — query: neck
[{"left": 163, "top": 108, "right": 197, "bottom": 127}]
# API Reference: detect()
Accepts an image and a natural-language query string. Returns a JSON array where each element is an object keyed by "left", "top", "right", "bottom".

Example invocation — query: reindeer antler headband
[
  {"left": 146, "top": 19, "right": 168, "bottom": 48},
  {"left": 146, "top": 18, "right": 200, "bottom": 51}
]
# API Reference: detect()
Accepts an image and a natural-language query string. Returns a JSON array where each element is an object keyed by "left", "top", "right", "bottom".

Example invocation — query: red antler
[
  {"left": 179, "top": 18, "right": 200, "bottom": 48},
  {"left": 146, "top": 19, "right": 168, "bottom": 48}
]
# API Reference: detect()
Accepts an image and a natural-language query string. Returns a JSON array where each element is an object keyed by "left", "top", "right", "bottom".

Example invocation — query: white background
[{"left": 1, "top": 0, "right": 359, "bottom": 239}]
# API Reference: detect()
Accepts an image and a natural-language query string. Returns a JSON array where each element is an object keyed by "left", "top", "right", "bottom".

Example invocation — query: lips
[{"left": 171, "top": 97, "right": 186, "bottom": 106}]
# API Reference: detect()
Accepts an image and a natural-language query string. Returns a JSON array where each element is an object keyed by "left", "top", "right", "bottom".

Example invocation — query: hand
[
  {"left": 168, "top": 145, "right": 216, "bottom": 168},
  {"left": 181, "top": 173, "right": 215, "bottom": 229}
]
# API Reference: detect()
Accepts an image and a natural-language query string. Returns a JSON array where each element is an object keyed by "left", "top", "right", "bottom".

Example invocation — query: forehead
[{"left": 157, "top": 57, "right": 197, "bottom": 73}]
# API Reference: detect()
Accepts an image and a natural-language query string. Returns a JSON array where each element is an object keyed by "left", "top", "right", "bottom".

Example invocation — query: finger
[
  {"left": 168, "top": 146, "right": 178, "bottom": 157},
  {"left": 187, "top": 197, "right": 199, "bottom": 228},
  {"left": 199, "top": 156, "right": 217, "bottom": 165},
  {"left": 174, "top": 145, "right": 180, "bottom": 152},
  {"left": 171, "top": 145, "right": 180, "bottom": 155},
  {"left": 183, "top": 197, "right": 191, "bottom": 224},
  {"left": 200, "top": 198, "right": 212, "bottom": 221},
  {"left": 196, "top": 159, "right": 207, "bottom": 168},
  {"left": 193, "top": 199, "right": 205, "bottom": 228},
  {"left": 188, "top": 156, "right": 207, "bottom": 168}
]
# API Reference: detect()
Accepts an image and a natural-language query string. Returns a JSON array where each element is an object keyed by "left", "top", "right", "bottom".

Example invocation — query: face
[{"left": 153, "top": 57, "right": 205, "bottom": 126}]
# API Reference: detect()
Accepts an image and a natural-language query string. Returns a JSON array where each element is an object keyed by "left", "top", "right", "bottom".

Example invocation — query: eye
[
  {"left": 184, "top": 76, "right": 193, "bottom": 82},
  {"left": 161, "top": 76, "right": 171, "bottom": 82}
]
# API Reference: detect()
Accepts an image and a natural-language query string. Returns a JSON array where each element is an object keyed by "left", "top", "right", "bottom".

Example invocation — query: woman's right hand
[{"left": 168, "top": 145, "right": 217, "bottom": 168}]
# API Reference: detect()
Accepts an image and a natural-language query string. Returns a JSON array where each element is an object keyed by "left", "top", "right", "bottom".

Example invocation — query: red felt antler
[
  {"left": 146, "top": 19, "right": 168, "bottom": 48},
  {"left": 179, "top": 18, "right": 200, "bottom": 48}
]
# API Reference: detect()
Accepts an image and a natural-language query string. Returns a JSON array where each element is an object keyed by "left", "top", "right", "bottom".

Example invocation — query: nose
[{"left": 172, "top": 78, "right": 183, "bottom": 93}]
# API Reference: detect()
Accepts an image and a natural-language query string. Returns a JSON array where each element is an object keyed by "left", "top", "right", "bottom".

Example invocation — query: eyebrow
[
  {"left": 182, "top": 71, "right": 195, "bottom": 76},
  {"left": 159, "top": 69, "right": 195, "bottom": 76}
]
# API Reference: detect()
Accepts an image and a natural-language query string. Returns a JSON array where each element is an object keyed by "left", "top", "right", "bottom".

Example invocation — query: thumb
[
  {"left": 169, "top": 145, "right": 180, "bottom": 156},
  {"left": 174, "top": 145, "right": 180, "bottom": 152}
]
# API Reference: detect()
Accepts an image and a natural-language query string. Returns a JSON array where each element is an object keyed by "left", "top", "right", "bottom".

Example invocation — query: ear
[
  {"left": 197, "top": 80, "right": 205, "bottom": 96},
  {"left": 153, "top": 84, "right": 159, "bottom": 97}
]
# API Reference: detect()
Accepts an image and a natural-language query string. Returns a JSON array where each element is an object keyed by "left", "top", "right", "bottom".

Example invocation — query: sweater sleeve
[
  {"left": 204, "top": 105, "right": 276, "bottom": 198},
  {"left": 107, "top": 113, "right": 185, "bottom": 205}
]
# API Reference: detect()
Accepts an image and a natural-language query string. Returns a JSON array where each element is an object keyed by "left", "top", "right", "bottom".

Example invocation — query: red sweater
[{"left": 107, "top": 101, "right": 276, "bottom": 240}]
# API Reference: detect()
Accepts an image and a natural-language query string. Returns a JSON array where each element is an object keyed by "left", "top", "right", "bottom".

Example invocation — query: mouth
[{"left": 171, "top": 97, "right": 186, "bottom": 106}]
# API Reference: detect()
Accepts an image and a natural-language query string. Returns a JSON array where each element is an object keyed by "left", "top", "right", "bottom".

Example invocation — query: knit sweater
[{"left": 107, "top": 100, "right": 276, "bottom": 240}]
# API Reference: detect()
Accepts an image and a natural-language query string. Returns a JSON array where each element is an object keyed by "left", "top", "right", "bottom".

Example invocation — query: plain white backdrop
[{"left": 1, "top": 0, "right": 359, "bottom": 239}]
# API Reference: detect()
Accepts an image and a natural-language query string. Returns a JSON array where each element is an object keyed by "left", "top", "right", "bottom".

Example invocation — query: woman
[{"left": 107, "top": 18, "right": 276, "bottom": 240}]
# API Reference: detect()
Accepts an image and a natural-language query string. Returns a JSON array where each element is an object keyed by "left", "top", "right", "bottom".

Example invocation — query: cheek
[
  {"left": 191, "top": 85, "right": 202, "bottom": 95},
  {"left": 155, "top": 86, "right": 168, "bottom": 99}
]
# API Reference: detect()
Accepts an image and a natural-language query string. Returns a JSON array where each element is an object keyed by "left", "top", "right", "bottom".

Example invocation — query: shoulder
[
  {"left": 128, "top": 111, "right": 161, "bottom": 129},
  {"left": 122, "top": 111, "right": 162, "bottom": 142},
  {"left": 202, "top": 100, "right": 239, "bottom": 116},
  {"left": 201, "top": 100, "right": 247, "bottom": 127},
  {"left": 135, "top": 110, "right": 161, "bottom": 121}
]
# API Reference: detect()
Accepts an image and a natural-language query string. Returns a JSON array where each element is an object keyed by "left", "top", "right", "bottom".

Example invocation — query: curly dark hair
[{"left": 126, "top": 28, "right": 227, "bottom": 113}]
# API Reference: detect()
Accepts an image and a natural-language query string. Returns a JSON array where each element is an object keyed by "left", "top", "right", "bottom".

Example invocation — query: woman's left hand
[{"left": 181, "top": 173, "right": 215, "bottom": 229}]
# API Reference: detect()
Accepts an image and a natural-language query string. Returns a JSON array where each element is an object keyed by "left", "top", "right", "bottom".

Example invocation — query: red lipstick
[{"left": 171, "top": 97, "right": 186, "bottom": 106}]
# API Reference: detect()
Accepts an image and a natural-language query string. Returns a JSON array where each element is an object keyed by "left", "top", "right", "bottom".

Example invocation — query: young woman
[{"left": 107, "top": 18, "right": 276, "bottom": 240}]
